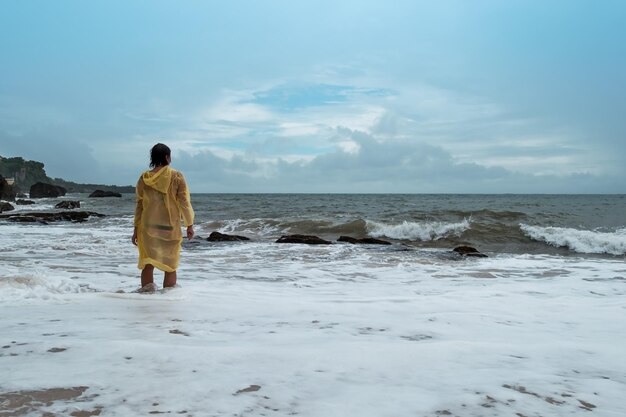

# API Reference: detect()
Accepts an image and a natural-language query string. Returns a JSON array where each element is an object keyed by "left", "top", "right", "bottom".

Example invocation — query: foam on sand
[
  {"left": 2, "top": 252, "right": 625, "bottom": 416},
  {"left": 102, "top": 286, "right": 187, "bottom": 301}
]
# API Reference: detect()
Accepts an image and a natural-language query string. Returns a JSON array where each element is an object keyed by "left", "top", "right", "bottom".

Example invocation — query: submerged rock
[
  {"left": 207, "top": 231, "right": 250, "bottom": 242},
  {"left": 338, "top": 235, "right": 392, "bottom": 245},
  {"left": 15, "top": 199, "right": 36, "bottom": 205},
  {"left": 89, "top": 190, "right": 122, "bottom": 198},
  {"left": 5, "top": 215, "right": 46, "bottom": 224},
  {"left": 0, "top": 211, "right": 105, "bottom": 224},
  {"left": 453, "top": 245, "right": 488, "bottom": 258},
  {"left": 276, "top": 234, "right": 332, "bottom": 245},
  {"left": 55, "top": 200, "right": 81, "bottom": 209},
  {"left": 0, "top": 202, "right": 15, "bottom": 212}
]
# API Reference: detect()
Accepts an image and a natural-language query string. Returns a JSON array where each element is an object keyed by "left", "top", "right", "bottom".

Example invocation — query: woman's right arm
[
  {"left": 175, "top": 173, "right": 194, "bottom": 227},
  {"left": 175, "top": 172, "right": 195, "bottom": 239}
]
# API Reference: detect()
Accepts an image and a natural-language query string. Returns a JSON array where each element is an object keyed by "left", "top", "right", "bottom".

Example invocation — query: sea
[{"left": 1, "top": 193, "right": 625, "bottom": 416}]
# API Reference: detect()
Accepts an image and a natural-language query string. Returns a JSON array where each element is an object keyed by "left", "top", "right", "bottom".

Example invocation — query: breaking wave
[
  {"left": 200, "top": 217, "right": 472, "bottom": 242},
  {"left": 520, "top": 224, "right": 626, "bottom": 255},
  {"left": 201, "top": 218, "right": 372, "bottom": 238},
  {"left": 366, "top": 219, "right": 471, "bottom": 241}
]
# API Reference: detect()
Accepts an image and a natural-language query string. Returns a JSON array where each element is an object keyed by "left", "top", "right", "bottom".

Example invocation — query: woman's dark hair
[{"left": 149, "top": 143, "right": 171, "bottom": 168}]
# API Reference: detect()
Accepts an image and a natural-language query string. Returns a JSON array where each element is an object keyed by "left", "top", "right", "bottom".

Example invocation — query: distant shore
[{"left": 0, "top": 155, "right": 134, "bottom": 194}]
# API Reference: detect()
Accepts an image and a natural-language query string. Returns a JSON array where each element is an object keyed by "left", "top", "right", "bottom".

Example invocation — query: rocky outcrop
[
  {"left": 453, "top": 246, "right": 488, "bottom": 258},
  {"left": 16, "top": 199, "right": 36, "bottom": 205},
  {"left": 89, "top": 190, "right": 122, "bottom": 198},
  {"left": 0, "top": 202, "right": 15, "bottom": 213},
  {"left": 0, "top": 175, "right": 16, "bottom": 201},
  {"left": 337, "top": 236, "right": 392, "bottom": 245},
  {"left": 55, "top": 201, "right": 81, "bottom": 209},
  {"left": 207, "top": 231, "right": 250, "bottom": 242},
  {"left": 276, "top": 234, "right": 332, "bottom": 245},
  {"left": 30, "top": 182, "right": 67, "bottom": 198},
  {"left": 2, "top": 155, "right": 134, "bottom": 193},
  {"left": 0, "top": 211, "right": 105, "bottom": 224}
]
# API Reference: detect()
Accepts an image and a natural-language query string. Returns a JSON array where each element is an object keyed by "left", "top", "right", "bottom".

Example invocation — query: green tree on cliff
[{"left": 0, "top": 155, "right": 52, "bottom": 190}]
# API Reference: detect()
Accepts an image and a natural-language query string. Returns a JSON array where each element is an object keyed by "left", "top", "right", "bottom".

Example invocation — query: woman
[{"left": 132, "top": 143, "right": 194, "bottom": 291}]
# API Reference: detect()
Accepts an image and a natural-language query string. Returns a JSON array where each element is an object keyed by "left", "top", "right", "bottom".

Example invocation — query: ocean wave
[
  {"left": 0, "top": 275, "right": 97, "bottom": 303},
  {"left": 210, "top": 218, "right": 285, "bottom": 237},
  {"left": 438, "top": 209, "right": 527, "bottom": 221},
  {"left": 202, "top": 218, "right": 472, "bottom": 241},
  {"left": 8, "top": 202, "right": 58, "bottom": 212},
  {"left": 202, "top": 218, "right": 370, "bottom": 238},
  {"left": 366, "top": 219, "right": 471, "bottom": 241},
  {"left": 520, "top": 224, "right": 626, "bottom": 255}
]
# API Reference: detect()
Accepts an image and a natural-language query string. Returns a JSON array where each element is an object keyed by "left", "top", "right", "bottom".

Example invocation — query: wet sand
[{"left": 0, "top": 386, "right": 101, "bottom": 416}]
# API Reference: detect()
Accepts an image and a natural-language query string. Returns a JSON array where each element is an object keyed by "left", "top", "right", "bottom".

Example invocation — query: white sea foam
[
  {"left": 2, "top": 214, "right": 626, "bottom": 416},
  {"left": 0, "top": 273, "right": 96, "bottom": 303},
  {"left": 521, "top": 224, "right": 626, "bottom": 255},
  {"left": 6, "top": 201, "right": 58, "bottom": 212},
  {"left": 366, "top": 218, "right": 470, "bottom": 241},
  {"left": 217, "top": 218, "right": 285, "bottom": 237}
]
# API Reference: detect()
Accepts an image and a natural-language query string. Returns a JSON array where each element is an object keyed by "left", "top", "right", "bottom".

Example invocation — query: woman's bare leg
[
  {"left": 141, "top": 264, "right": 155, "bottom": 287},
  {"left": 163, "top": 271, "right": 177, "bottom": 288}
]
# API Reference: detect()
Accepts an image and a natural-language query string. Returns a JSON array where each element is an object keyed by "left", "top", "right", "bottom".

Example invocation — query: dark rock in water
[
  {"left": 207, "top": 231, "right": 250, "bottom": 242},
  {"left": 453, "top": 245, "right": 488, "bottom": 258},
  {"left": 276, "top": 234, "right": 332, "bottom": 245},
  {"left": 0, "top": 202, "right": 15, "bottom": 213},
  {"left": 17, "top": 193, "right": 27, "bottom": 198},
  {"left": 6, "top": 215, "right": 46, "bottom": 224},
  {"left": 16, "top": 199, "right": 36, "bottom": 205},
  {"left": 89, "top": 190, "right": 122, "bottom": 198},
  {"left": 0, "top": 175, "right": 17, "bottom": 201},
  {"left": 0, "top": 211, "right": 105, "bottom": 224},
  {"left": 463, "top": 252, "right": 488, "bottom": 258},
  {"left": 338, "top": 235, "right": 392, "bottom": 245},
  {"left": 55, "top": 200, "right": 81, "bottom": 209},
  {"left": 337, "top": 236, "right": 359, "bottom": 244},
  {"left": 30, "top": 182, "right": 67, "bottom": 198}
]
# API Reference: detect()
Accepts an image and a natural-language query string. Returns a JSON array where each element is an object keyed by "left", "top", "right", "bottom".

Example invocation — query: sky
[{"left": 1, "top": 0, "right": 625, "bottom": 193}]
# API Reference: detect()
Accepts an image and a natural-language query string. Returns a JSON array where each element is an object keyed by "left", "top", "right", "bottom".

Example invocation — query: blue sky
[{"left": 1, "top": 0, "right": 625, "bottom": 193}]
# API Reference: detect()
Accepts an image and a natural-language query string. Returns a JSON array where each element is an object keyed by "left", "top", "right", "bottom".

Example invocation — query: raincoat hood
[{"left": 142, "top": 165, "right": 172, "bottom": 194}]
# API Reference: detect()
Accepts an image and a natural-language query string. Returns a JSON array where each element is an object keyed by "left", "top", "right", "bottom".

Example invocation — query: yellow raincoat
[{"left": 134, "top": 166, "right": 194, "bottom": 272}]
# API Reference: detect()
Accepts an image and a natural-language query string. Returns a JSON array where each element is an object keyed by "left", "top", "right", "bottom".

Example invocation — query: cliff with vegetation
[
  {"left": 0, "top": 155, "right": 134, "bottom": 194},
  {"left": 0, "top": 156, "right": 49, "bottom": 188}
]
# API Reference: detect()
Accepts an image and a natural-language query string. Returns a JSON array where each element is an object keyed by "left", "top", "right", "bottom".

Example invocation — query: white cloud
[
  {"left": 172, "top": 127, "right": 617, "bottom": 194},
  {"left": 276, "top": 122, "right": 321, "bottom": 137},
  {"left": 2, "top": 69, "right": 617, "bottom": 192},
  {"left": 200, "top": 101, "right": 273, "bottom": 124},
  {"left": 121, "top": 76, "right": 611, "bottom": 192}
]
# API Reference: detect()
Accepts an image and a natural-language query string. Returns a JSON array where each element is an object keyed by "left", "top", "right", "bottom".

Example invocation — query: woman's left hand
[{"left": 186, "top": 225, "right": 195, "bottom": 240}]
